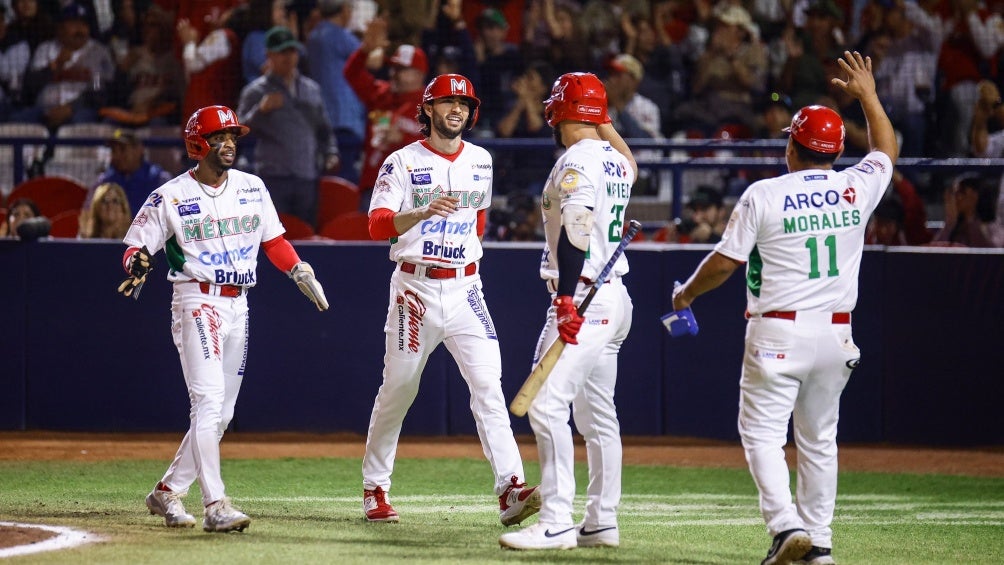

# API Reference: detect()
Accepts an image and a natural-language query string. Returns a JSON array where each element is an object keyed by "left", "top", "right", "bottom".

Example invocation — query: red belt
[
  {"left": 400, "top": 261, "right": 477, "bottom": 279},
  {"left": 748, "top": 310, "right": 851, "bottom": 324},
  {"left": 199, "top": 282, "right": 244, "bottom": 297}
]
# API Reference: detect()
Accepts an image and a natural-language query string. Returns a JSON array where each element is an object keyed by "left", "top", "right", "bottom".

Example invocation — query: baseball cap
[
  {"left": 57, "top": 2, "right": 89, "bottom": 23},
  {"left": 715, "top": 4, "right": 759, "bottom": 39},
  {"left": 389, "top": 44, "right": 429, "bottom": 74},
  {"left": 107, "top": 128, "right": 141, "bottom": 146},
  {"left": 265, "top": 26, "right": 304, "bottom": 53},
  {"left": 478, "top": 8, "right": 509, "bottom": 30},
  {"left": 607, "top": 54, "right": 644, "bottom": 82},
  {"left": 805, "top": 0, "right": 843, "bottom": 20}
]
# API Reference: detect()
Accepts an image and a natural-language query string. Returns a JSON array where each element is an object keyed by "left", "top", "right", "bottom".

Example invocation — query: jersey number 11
[{"left": 805, "top": 235, "right": 840, "bottom": 279}]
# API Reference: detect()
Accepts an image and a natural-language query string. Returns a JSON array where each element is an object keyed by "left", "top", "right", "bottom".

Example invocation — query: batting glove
[
  {"left": 661, "top": 307, "right": 699, "bottom": 337},
  {"left": 553, "top": 295, "right": 584, "bottom": 345},
  {"left": 117, "top": 246, "right": 153, "bottom": 300},
  {"left": 290, "top": 261, "right": 329, "bottom": 312}
]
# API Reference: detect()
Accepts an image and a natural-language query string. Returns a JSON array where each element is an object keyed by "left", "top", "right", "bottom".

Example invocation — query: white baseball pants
[
  {"left": 160, "top": 284, "right": 248, "bottom": 506},
  {"left": 529, "top": 277, "right": 633, "bottom": 529},
  {"left": 738, "top": 312, "right": 858, "bottom": 549}
]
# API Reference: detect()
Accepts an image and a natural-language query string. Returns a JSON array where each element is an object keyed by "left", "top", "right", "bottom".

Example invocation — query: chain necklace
[{"left": 193, "top": 168, "right": 229, "bottom": 199}]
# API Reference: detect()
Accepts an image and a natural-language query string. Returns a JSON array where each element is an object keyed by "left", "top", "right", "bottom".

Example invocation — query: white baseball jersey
[
  {"left": 539, "top": 138, "right": 635, "bottom": 283},
  {"left": 123, "top": 169, "right": 285, "bottom": 286},
  {"left": 715, "top": 151, "right": 894, "bottom": 314},
  {"left": 369, "top": 139, "right": 491, "bottom": 266}
]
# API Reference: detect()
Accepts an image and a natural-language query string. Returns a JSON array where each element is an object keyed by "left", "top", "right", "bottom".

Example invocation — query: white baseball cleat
[
  {"left": 499, "top": 522, "right": 577, "bottom": 550},
  {"left": 145, "top": 484, "right": 196, "bottom": 528},
  {"left": 498, "top": 476, "right": 541, "bottom": 526},
  {"left": 576, "top": 523, "right": 619, "bottom": 547},
  {"left": 202, "top": 497, "right": 251, "bottom": 533}
]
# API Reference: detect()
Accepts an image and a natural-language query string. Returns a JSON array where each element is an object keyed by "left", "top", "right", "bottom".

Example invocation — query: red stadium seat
[
  {"left": 319, "top": 211, "right": 371, "bottom": 241},
  {"left": 317, "top": 176, "right": 360, "bottom": 229},
  {"left": 279, "top": 212, "right": 317, "bottom": 240},
  {"left": 6, "top": 176, "right": 89, "bottom": 219},
  {"left": 48, "top": 209, "right": 81, "bottom": 238}
]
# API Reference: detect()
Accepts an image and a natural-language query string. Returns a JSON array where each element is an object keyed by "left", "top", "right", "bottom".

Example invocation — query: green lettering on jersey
[{"left": 783, "top": 211, "right": 862, "bottom": 234}]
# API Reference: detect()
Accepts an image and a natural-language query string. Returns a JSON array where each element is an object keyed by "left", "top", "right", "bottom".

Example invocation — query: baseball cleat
[
  {"left": 499, "top": 522, "right": 577, "bottom": 550},
  {"left": 576, "top": 523, "right": 619, "bottom": 548},
  {"left": 794, "top": 546, "right": 836, "bottom": 565},
  {"left": 363, "top": 487, "right": 400, "bottom": 522},
  {"left": 145, "top": 484, "right": 196, "bottom": 528},
  {"left": 202, "top": 497, "right": 251, "bottom": 533},
  {"left": 498, "top": 476, "right": 541, "bottom": 526},
  {"left": 761, "top": 528, "right": 812, "bottom": 565}
]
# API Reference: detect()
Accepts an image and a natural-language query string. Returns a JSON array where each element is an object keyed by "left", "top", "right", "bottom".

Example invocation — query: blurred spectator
[
  {"left": 755, "top": 91, "right": 794, "bottom": 139},
  {"left": 0, "top": 4, "right": 31, "bottom": 119},
  {"left": 933, "top": 173, "right": 996, "bottom": 247},
  {"left": 346, "top": 0, "right": 379, "bottom": 37},
  {"left": 779, "top": 0, "right": 845, "bottom": 110},
  {"left": 486, "top": 191, "right": 544, "bottom": 242},
  {"left": 472, "top": 7, "right": 523, "bottom": 133},
  {"left": 494, "top": 59, "right": 555, "bottom": 194},
  {"left": 605, "top": 53, "right": 663, "bottom": 195},
  {"left": 307, "top": 0, "right": 365, "bottom": 185},
  {"left": 343, "top": 16, "right": 426, "bottom": 208},
  {"left": 625, "top": 5, "right": 688, "bottom": 137},
  {"left": 522, "top": 0, "right": 590, "bottom": 77},
  {"left": 98, "top": 5, "right": 183, "bottom": 127},
  {"left": 241, "top": 0, "right": 292, "bottom": 85},
  {"left": 177, "top": 4, "right": 244, "bottom": 123},
  {"left": 17, "top": 3, "right": 114, "bottom": 129},
  {"left": 865, "top": 169, "right": 932, "bottom": 246},
  {"left": 78, "top": 181, "right": 130, "bottom": 238},
  {"left": 970, "top": 79, "right": 1004, "bottom": 246},
  {"left": 934, "top": 0, "right": 1001, "bottom": 157},
  {"left": 421, "top": 0, "right": 479, "bottom": 86},
  {"left": 0, "top": 197, "right": 49, "bottom": 240},
  {"left": 580, "top": 0, "right": 649, "bottom": 66},
  {"left": 239, "top": 25, "right": 339, "bottom": 227},
  {"left": 6, "top": 0, "right": 55, "bottom": 53},
  {"left": 89, "top": 128, "right": 172, "bottom": 214},
  {"left": 673, "top": 3, "right": 767, "bottom": 134},
  {"left": 678, "top": 184, "right": 727, "bottom": 244},
  {"left": 870, "top": 1, "right": 939, "bottom": 158}
]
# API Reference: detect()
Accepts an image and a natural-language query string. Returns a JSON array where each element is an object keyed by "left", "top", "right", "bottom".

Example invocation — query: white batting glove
[{"left": 289, "top": 262, "right": 329, "bottom": 311}]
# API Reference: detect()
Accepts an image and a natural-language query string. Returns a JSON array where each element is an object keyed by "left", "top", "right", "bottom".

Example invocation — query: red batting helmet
[
  {"left": 184, "top": 105, "right": 250, "bottom": 160},
  {"left": 421, "top": 74, "right": 480, "bottom": 130},
  {"left": 783, "top": 105, "right": 845, "bottom": 154},
  {"left": 543, "top": 72, "right": 607, "bottom": 127}
]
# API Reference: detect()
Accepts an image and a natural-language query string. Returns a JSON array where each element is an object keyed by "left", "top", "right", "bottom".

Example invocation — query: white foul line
[{"left": 0, "top": 522, "right": 99, "bottom": 559}]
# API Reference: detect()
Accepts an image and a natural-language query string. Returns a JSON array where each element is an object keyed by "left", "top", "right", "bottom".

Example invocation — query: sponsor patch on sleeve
[{"left": 559, "top": 169, "right": 580, "bottom": 195}]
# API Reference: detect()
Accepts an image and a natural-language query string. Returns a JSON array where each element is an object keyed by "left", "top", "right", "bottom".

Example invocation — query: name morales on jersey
[
  {"left": 783, "top": 209, "right": 861, "bottom": 233},
  {"left": 422, "top": 241, "right": 466, "bottom": 260},
  {"left": 413, "top": 187, "right": 486, "bottom": 208},
  {"left": 783, "top": 189, "right": 857, "bottom": 211},
  {"left": 182, "top": 215, "right": 262, "bottom": 242},
  {"left": 199, "top": 246, "right": 255, "bottom": 266},
  {"left": 215, "top": 269, "right": 255, "bottom": 284}
]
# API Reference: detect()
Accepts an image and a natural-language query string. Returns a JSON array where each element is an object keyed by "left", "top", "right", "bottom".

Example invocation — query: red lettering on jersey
[{"left": 404, "top": 290, "right": 426, "bottom": 353}]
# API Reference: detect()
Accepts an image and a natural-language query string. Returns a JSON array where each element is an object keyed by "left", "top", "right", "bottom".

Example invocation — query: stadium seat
[
  {"left": 319, "top": 210, "right": 371, "bottom": 241},
  {"left": 317, "top": 176, "right": 360, "bottom": 228},
  {"left": 0, "top": 123, "right": 50, "bottom": 198},
  {"left": 48, "top": 209, "right": 81, "bottom": 238},
  {"left": 6, "top": 176, "right": 89, "bottom": 219},
  {"left": 279, "top": 212, "right": 317, "bottom": 240}
]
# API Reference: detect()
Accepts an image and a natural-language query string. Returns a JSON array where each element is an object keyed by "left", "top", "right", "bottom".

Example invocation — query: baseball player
[
  {"left": 361, "top": 74, "right": 540, "bottom": 526},
  {"left": 119, "top": 105, "right": 329, "bottom": 533},
  {"left": 499, "top": 72, "right": 637, "bottom": 551},
  {"left": 670, "top": 52, "right": 897, "bottom": 565}
]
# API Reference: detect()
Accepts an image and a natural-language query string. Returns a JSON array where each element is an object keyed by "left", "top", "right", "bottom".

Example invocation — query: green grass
[{"left": 0, "top": 458, "right": 1002, "bottom": 564}]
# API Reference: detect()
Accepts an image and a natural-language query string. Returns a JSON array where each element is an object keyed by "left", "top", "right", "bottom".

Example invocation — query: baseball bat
[{"left": 509, "top": 219, "right": 642, "bottom": 417}]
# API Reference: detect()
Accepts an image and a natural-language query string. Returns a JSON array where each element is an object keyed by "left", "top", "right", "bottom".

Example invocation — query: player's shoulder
[
  {"left": 839, "top": 151, "right": 893, "bottom": 180},
  {"left": 460, "top": 140, "right": 491, "bottom": 160}
]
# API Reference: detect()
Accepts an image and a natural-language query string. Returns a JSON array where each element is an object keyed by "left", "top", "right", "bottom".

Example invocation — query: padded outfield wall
[{"left": 1, "top": 240, "right": 1001, "bottom": 446}]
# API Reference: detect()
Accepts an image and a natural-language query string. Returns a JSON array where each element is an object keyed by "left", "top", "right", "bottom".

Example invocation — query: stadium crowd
[{"left": 0, "top": 0, "right": 1002, "bottom": 245}]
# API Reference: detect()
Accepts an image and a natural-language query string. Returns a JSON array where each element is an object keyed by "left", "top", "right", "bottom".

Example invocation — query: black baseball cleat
[
  {"left": 794, "top": 546, "right": 835, "bottom": 564},
  {"left": 761, "top": 528, "right": 812, "bottom": 565}
]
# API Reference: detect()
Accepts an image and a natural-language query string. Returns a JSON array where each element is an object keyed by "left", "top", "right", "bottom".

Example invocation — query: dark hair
[
  {"left": 792, "top": 139, "right": 839, "bottom": 166},
  {"left": 8, "top": 198, "right": 41, "bottom": 220}
]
